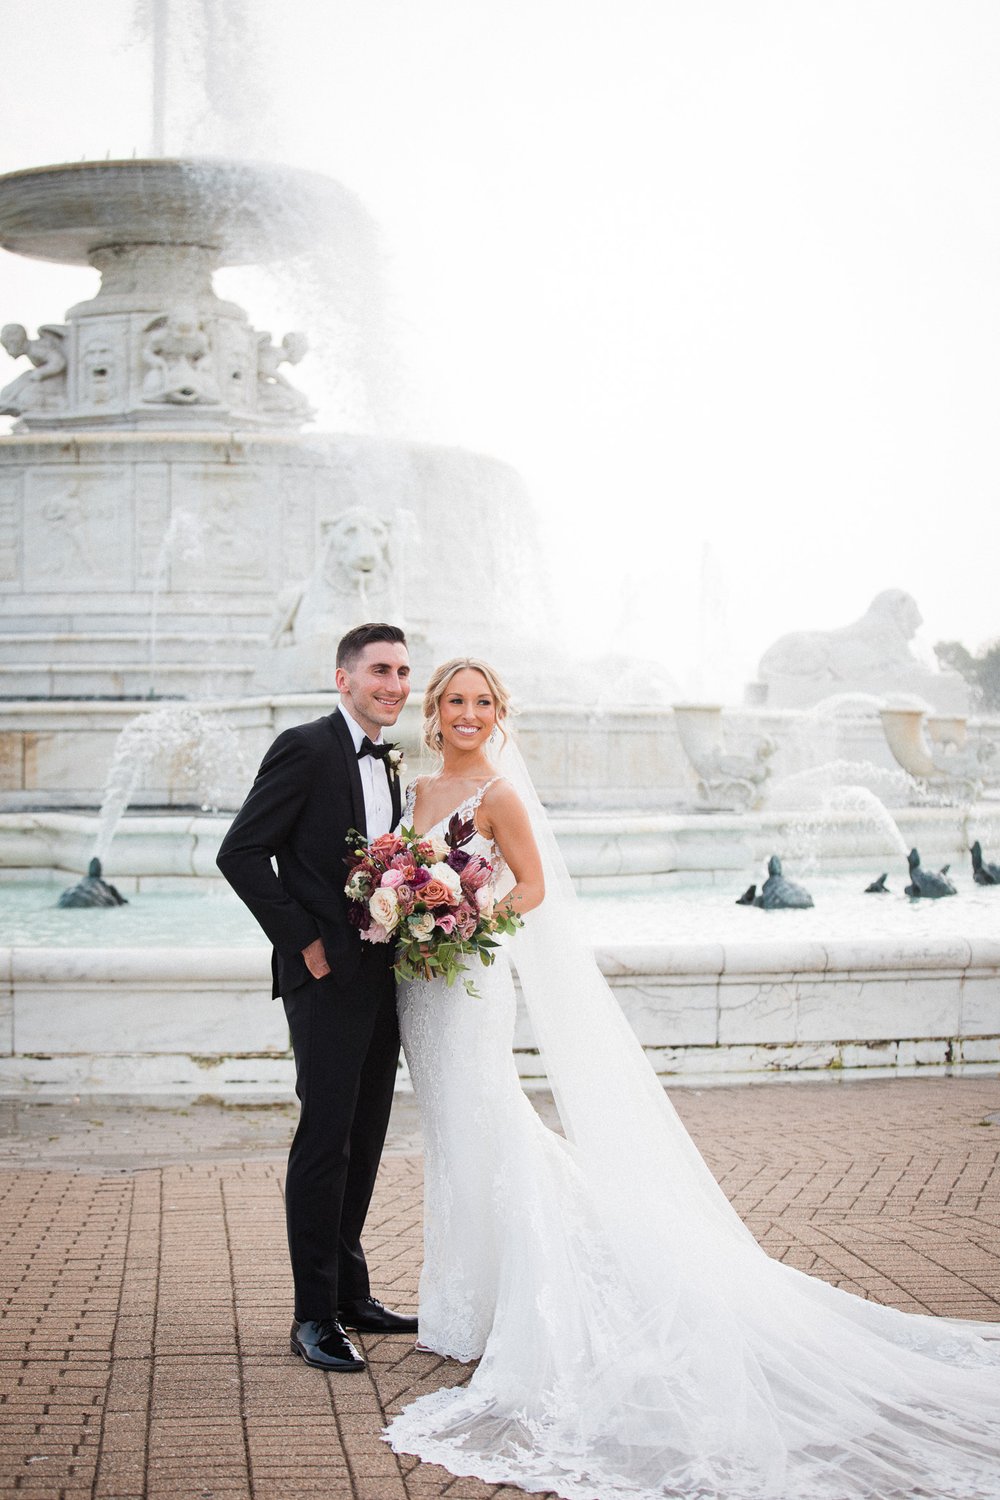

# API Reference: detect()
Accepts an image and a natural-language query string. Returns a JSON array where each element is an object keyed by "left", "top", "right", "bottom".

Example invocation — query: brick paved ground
[{"left": 1, "top": 1076, "right": 999, "bottom": 1500}]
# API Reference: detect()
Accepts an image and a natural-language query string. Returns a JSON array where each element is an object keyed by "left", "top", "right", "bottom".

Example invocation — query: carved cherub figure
[
  {"left": 0, "top": 323, "right": 68, "bottom": 415},
  {"left": 256, "top": 329, "right": 312, "bottom": 415}
]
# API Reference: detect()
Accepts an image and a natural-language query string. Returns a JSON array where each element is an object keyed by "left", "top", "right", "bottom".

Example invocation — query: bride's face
[{"left": 438, "top": 668, "right": 497, "bottom": 754}]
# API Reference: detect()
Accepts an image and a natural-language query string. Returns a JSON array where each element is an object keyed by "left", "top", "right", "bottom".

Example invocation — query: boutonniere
[{"left": 387, "top": 746, "right": 407, "bottom": 780}]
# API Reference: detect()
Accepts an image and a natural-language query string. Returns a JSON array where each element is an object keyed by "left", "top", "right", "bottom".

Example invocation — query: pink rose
[
  {"left": 435, "top": 912, "right": 457, "bottom": 934},
  {"left": 395, "top": 883, "right": 416, "bottom": 916},
  {"left": 456, "top": 907, "right": 478, "bottom": 940},
  {"left": 475, "top": 886, "right": 495, "bottom": 919},
  {"left": 380, "top": 869, "right": 406, "bottom": 889}
]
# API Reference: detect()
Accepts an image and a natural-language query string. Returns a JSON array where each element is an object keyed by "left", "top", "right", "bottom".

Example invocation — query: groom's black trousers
[{"left": 282, "top": 946, "right": 399, "bottom": 1321}]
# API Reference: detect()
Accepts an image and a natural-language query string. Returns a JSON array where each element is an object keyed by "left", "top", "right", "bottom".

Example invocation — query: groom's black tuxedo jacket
[{"left": 216, "top": 710, "right": 402, "bottom": 998}]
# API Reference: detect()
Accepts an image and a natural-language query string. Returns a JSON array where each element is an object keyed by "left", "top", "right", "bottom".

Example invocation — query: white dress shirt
[{"left": 338, "top": 704, "right": 394, "bottom": 838}]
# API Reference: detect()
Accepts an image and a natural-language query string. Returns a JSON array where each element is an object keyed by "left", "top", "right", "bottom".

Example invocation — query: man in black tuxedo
[{"left": 217, "top": 622, "right": 416, "bottom": 1372}]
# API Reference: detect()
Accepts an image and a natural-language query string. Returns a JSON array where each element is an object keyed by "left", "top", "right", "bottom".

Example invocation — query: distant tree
[{"left": 935, "top": 639, "right": 1000, "bottom": 712}]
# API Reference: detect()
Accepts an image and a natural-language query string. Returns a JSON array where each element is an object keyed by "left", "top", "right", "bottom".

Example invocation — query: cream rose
[
  {"left": 429, "top": 861, "right": 463, "bottom": 898},
  {"left": 369, "top": 886, "right": 400, "bottom": 933},
  {"left": 407, "top": 911, "right": 435, "bottom": 941},
  {"left": 475, "top": 885, "right": 495, "bottom": 919}
]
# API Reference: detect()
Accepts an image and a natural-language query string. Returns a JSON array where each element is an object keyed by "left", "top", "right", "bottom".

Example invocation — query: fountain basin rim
[
  {"left": 7, "top": 801, "right": 994, "bottom": 839},
  {"left": 4, "top": 933, "right": 1000, "bottom": 980},
  {"left": 0, "top": 157, "right": 354, "bottom": 266}
]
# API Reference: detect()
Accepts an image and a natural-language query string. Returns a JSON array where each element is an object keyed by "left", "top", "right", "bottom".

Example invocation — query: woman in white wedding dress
[{"left": 387, "top": 657, "right": 1000, "bottom": 1500}]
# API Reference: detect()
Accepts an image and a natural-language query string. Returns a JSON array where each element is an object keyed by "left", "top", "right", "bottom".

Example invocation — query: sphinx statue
[{"left": 752, "top": 590, "right": 969, "bottom": 712}]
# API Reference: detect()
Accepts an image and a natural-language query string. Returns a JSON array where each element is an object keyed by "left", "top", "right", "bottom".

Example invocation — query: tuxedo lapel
[{"left": 329, "top": 710, "right": 367, "bottom": 836}]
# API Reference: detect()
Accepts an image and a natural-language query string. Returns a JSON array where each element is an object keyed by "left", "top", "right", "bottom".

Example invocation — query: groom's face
[{"left": 336, "top": 640, "right": 411, "bottom": 738}]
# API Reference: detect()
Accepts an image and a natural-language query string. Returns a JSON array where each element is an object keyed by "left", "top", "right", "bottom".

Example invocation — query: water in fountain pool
[{"left": 4, "top": 870, "right": 997, "bottom": 950}]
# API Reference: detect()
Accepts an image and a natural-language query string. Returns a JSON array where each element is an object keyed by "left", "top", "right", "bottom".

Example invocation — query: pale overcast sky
[{"left": 1, "top": 0, "right": 997, "bottom": 698}]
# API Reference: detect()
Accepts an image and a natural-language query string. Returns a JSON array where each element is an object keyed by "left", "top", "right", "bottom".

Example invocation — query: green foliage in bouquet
[{"left": 344, "top": 811, "right": 524, "bottom": 998}]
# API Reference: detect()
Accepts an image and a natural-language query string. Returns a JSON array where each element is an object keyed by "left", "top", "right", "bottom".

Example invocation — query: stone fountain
[
  {"left": 1, "top": 157, "right": 999, "bottom": 1097},
  {"left": 0, "top": 157, "right": 546, "bottom": 807}
]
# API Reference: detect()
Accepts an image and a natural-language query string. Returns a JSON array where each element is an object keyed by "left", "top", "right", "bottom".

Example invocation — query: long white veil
[
  {"left": 497, "top": 734, "right": 756, "bottom": 1247},
  {"left": 462, "top": 733, "right": 1000, "bottom": 1500}
]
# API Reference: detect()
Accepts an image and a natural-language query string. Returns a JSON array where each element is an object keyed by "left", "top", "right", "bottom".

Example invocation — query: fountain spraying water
[
  {"left": 90, "top": 705, "right": 248, "bottom": 871},
  {"left": 0, "top": 5, "right": 998, "bottom": 1092}
]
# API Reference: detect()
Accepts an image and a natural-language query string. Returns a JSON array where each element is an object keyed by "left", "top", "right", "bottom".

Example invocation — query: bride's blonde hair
[{"left": 422, "top": 657, "right": 512, "bottom": 754}]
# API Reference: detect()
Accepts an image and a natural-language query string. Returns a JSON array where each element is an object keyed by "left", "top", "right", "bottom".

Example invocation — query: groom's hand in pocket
[{"left": 302, "top": 937, "right": 331, "bottom": 980}]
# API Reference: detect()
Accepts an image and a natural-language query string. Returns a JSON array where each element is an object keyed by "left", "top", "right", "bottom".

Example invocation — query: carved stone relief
[
  {"left": 0, "top": 474, "right": 21, "bottom": 584},
  {"left": 134, "top": 465, "right": 172, "bottom": 585},
  {"left": 76, "top": 323, "right": 127, "bottom": 411},
  {"left": 23, "top": 470, "right": 133, "bottom": 587},
  {"left": 169, "top": 470, "right": 271, "bottom": 589},
  {"left": 1, "top": 298, "right": 313, "bottom": 430},
  {"left": 140, "top": 311, "right": 221, "bottom": 406}
]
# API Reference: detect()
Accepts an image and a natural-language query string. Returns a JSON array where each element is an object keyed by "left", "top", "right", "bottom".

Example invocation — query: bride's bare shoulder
[
  {"left": 476, "top": 776, "right": 527, "bottom": 832},
  {"left": 482, "top": 775, "right": 519, "bottom": 806}
]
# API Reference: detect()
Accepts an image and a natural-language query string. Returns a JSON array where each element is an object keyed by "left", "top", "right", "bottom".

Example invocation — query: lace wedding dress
[{"left": 387, "top": 769, "right": 1000, "bottom": 1500}]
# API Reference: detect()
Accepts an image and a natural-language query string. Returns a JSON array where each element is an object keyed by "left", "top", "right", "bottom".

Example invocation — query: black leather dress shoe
[
  {"left": 290, "top": 1318, "right": 365, "bottom": 1372},
  {"left": 338, "top": 1296, "right": 418, "bottom": 1334}
]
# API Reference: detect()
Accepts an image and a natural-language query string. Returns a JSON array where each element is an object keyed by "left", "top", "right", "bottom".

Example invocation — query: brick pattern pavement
[{"left": 1, "top": 1077, "right": 998, "bottom": 1499}]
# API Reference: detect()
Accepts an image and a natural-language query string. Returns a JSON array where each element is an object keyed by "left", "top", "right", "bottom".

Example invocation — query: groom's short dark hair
[{"left": 336, "top": 622, "right": 407, "bottom": 670}]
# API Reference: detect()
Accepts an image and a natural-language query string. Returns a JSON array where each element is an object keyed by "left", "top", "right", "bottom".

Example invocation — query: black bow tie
[{"left": 357, "top": 736, "right": 394, "bottom": 762}]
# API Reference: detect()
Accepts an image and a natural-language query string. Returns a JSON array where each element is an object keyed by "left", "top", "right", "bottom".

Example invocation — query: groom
[{"left": 216, "top": 622, "right": 416, "bottom": 1372}]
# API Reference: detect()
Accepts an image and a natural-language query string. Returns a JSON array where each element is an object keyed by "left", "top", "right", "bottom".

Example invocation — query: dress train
[{"left": 387, "top": 778, "right": 1000, "bottom": 1500}]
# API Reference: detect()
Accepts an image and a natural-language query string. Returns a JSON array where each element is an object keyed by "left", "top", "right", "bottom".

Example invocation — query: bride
[{"left": 388, "top": 656, "right": 1000, "bottom": 1500}]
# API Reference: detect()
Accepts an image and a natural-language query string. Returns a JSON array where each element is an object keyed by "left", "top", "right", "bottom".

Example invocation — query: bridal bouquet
[{"left": 344, "top": 813, "right": 522, "bottom": 996}]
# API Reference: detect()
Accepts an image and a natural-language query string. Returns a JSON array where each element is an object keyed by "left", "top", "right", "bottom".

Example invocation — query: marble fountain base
[
  {"left": 2, "top": 796, "right": 998, "bottom": 1098},
  {"left": 0, "top": 925, "right": 997, "bottom": 1099}
]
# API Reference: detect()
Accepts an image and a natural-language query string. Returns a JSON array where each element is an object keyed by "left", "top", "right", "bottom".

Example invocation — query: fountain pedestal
[{"left": 0, "top": 160, "right": 347, "bottom": 432}]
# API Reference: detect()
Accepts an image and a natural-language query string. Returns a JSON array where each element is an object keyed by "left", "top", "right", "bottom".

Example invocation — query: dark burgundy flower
[
  {"left": 347, "top": 902, "right": 372, "bottom": 930},
  {"left": 446, "top": 812, "right": 477, "bottom": 849},
  {"left": 446, "top": 848, "right": 471, "bottom": 873}
]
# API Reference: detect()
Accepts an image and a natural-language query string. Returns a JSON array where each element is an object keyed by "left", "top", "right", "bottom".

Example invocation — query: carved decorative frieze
[
  {"left": 23, "top": 470, "right": 133, "bottom": 588},
  {"left": 140, "top": 311, "right": 222, "bottom": 407},
  {"left": 0, "top": 474, "right": 21, "bottom": 584}
]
